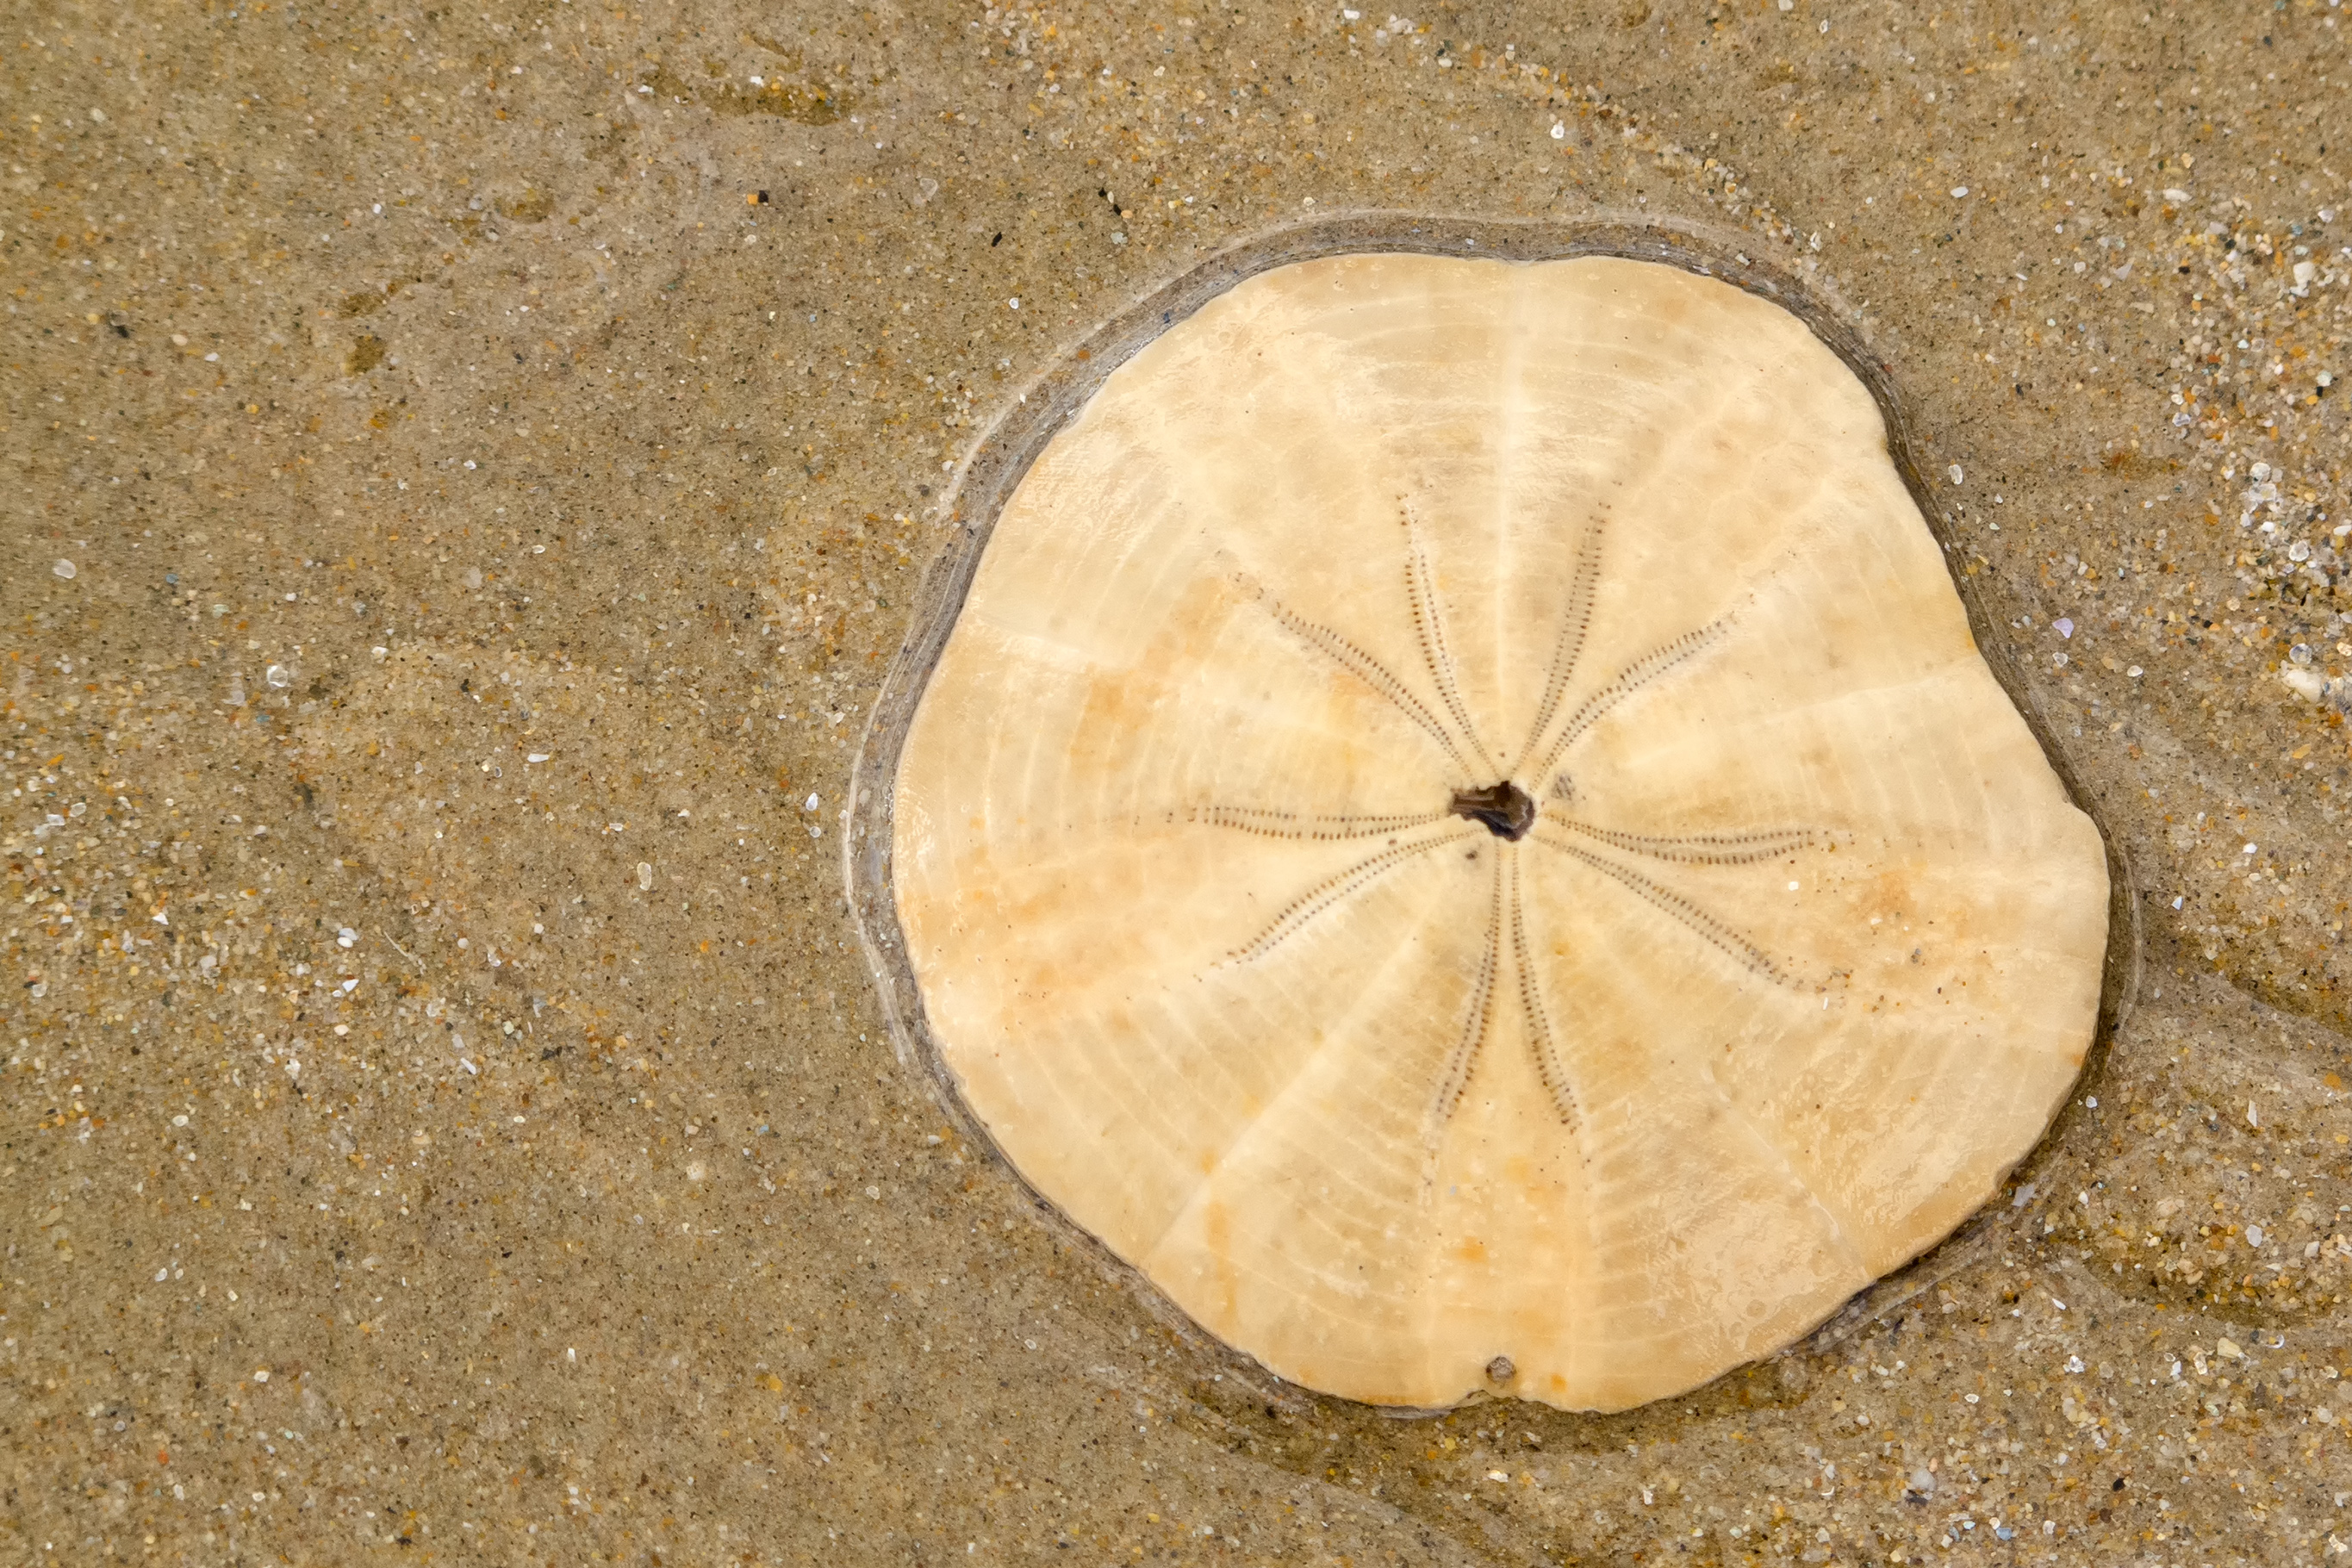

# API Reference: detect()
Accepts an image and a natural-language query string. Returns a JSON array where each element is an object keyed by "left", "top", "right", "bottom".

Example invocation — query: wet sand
[{"left": 5, "top": 2, "right": 2351, "bottom": 1563}]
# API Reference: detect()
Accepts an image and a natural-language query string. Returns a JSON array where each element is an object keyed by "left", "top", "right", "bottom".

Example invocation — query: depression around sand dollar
[{"left": 888, "top": 252, "right": 2109, "bottom": 1413}]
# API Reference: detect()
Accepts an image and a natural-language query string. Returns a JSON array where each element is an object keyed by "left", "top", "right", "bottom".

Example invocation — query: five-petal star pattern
[{"left": 1199, "top": 507, "right": 1828, "bottom": 1155}]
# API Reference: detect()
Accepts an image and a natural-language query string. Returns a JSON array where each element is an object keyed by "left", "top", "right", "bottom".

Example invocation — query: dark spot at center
[{"left": 1451, "top": 781, "right": 1535, "bottom": 841}]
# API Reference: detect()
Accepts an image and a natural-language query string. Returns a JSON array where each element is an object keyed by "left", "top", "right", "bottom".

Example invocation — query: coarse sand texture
[{"left": 886, "top": 252, "right": 2111, "bottom": 1412}]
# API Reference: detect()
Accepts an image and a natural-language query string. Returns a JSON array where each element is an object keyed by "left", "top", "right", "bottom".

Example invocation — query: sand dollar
[{"left": 882, "top": 252, "right": 2109, "bottom": 1411}]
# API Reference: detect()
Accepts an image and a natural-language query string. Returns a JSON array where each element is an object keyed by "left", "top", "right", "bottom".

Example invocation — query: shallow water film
[{"left": 5, "top": 2, "right": 2352, "bottom": 1564}]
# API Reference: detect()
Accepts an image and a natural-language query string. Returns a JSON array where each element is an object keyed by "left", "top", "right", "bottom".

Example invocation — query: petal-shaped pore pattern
[{"left": 889, "top": 253, "right": 2109, "bottom": 1413}]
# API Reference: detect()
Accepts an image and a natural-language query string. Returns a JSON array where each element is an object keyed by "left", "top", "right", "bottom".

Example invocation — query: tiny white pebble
[
  {"left": 804, "top": 793, "right": 822, "bottom": 812},
  {"left": 1007, "top": 297, "right": 1021, "bottom": 310},
  {"left": 1550, "top": 122, "right": 1565, "bottom": 140},
  {"left": 1951, "top": 186, "right": 1969, "bottom": 198},
  {"left": 253, "top": 1369, "right": 270, "bottom": 1383},
  {"left": 526, "top": 753, "right": 551, "bottom": 763},
  {"left": 1947, "top": 464, "right": 1964, "bottom": 486},
  {"left": 52, "top": 559, "right": 76, "bottom": 580},
  {"left": 638, "top": 862, "right": 654, "bottom": 891},
  {"left": 1787, "top": 880, "right": 1801, "bottom": 892}
]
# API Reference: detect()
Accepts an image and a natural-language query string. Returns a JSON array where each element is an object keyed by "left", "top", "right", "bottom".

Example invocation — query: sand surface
[{"left": 4, "top": 2, "right": 2351, "bottom": 1563}]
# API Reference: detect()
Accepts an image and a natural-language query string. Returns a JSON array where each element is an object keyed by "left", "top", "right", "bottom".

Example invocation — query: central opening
[{"left": 1449, "top": 780, "right": 1536, "bottom": 842}]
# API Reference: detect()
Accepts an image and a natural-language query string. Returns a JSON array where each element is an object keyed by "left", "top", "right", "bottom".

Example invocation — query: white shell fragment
[{"left": 891, "top": 253, "right": 2109, "bottom": 1412}]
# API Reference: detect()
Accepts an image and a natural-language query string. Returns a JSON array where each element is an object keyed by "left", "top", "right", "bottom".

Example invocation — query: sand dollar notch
[{"left": 881, "top": 251, "right": 2110, "bottom": 1413}]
